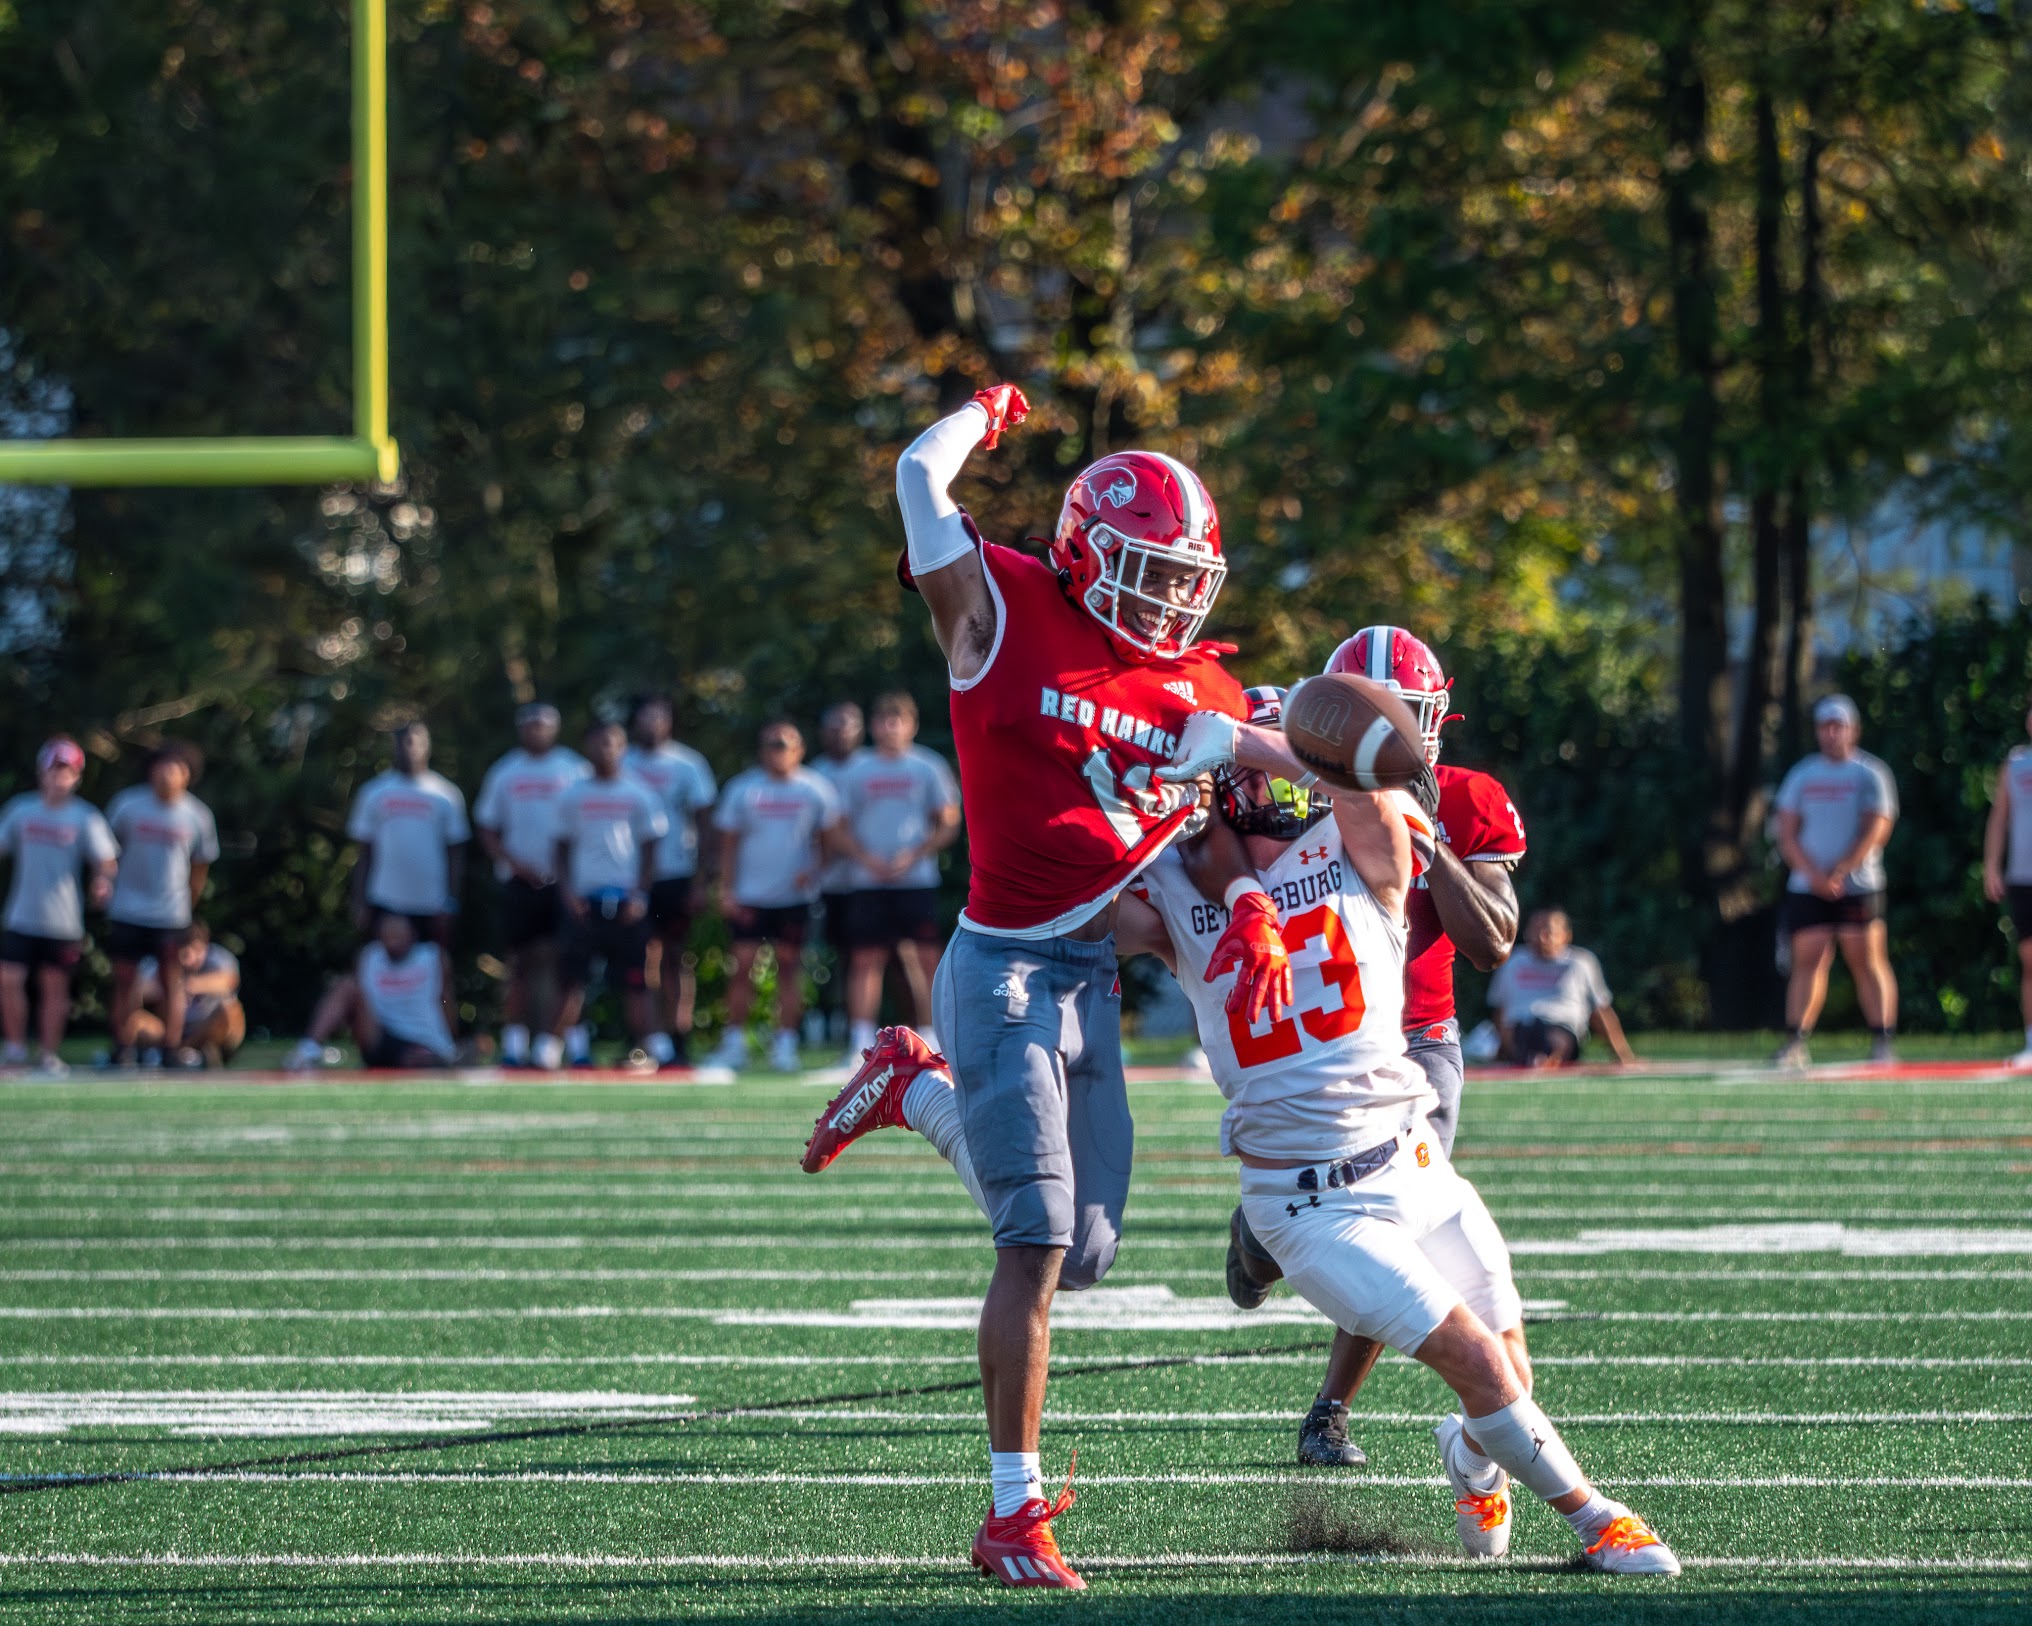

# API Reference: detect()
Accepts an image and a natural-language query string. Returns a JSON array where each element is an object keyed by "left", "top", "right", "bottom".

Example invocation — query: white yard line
[
  {"left": 0, "top": 1352, "right": 2024, "bottom": 1369},
  {"left": 763, "top": 1408, "right": 2032, "bottom": 1424},
  {"left": 0, "top": 1551, "right": 2027, "bottom": 1574},
  {"left": 44, "top": 1469, "right": 2031, "bottom": 1490}
]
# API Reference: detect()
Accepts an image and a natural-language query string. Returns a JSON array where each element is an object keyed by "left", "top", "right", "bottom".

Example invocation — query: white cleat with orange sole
[
  {"left": 1580, "top": 1507, "right": 1681, "bottom": 1575},
  {"left": 1433, "top": 1412, "right": 1511, "bottom": 1558}
]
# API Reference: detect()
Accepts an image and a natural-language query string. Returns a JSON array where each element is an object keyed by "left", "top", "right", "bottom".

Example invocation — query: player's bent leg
[
  {"left": 1224, "top": 1203, "right": 1284, "bottom": 1308},
  {"left": 1296, "top": 1330, "right": 1382, "bottom": 1467}
]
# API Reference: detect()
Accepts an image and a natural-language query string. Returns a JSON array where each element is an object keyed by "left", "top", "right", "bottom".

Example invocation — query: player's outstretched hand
[
  {"left": 970, "top": 383, "right": 1030, "bottom": 449},
  {"left": 1208, "top": 891, "right": 1293, "bottom": 1026},
  {"left": 1156, "top": 711, "right": 1241, "bottom": 784}
]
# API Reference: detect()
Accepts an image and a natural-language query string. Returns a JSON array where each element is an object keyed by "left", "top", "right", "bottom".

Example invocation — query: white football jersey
[{"left": 1135, "top": 812, "right": 1436, "bottom": 1164}]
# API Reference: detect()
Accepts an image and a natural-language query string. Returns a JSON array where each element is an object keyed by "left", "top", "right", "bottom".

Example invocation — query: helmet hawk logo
[{"left": 1100, "top": 472, "right": 1137, "bottom": 509}]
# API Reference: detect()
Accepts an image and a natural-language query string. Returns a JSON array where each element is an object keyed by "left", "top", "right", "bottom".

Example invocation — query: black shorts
[
  {"left": 500, "top": 878, "right": 561, "bottom": 951},
  {"left": 647, "top": 878, "right": 695, "bottom": 939},
  {"left": 2008, "top": 885, "right": 2032, "bottom": 941},
  {"left": 820, "top": 890, "right": 855, "bottom": 957},
  {"left": 560, "top": 903, "right": 651, "bottom": 989},
  {"left": 1511, "top": 1017, "right": 1581, "bottom": 1067},
  {"left": 731, "top": 902, "right": 810, "bottom": 948},
  {"left": 104, "top": 919, "right": 182, "bottom": 966},
  {"left": 362, "top": 1032, "right": 448, "bottom": 1070},
  {"left": 0, "top": 931, "right": 83, "bottom": 973},
  {"left": 1784, "top": 890, "right": 1886, "bottom": 933},
  {"left": 844, "top": 887, "right": 942, "bottom": 951}
]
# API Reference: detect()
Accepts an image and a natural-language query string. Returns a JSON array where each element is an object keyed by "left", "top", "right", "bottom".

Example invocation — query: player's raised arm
[
  {"left": 895, "top": 385, "right": 1027, "bottom": 682},
  {"left": 1331, "top": 789, "right": 1429, "bottom": 923}
]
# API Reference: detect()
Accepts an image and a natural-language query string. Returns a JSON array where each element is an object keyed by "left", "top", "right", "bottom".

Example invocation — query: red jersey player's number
[{"left": 1227, "top": 905, "right": 1367, "bottom": 1068}]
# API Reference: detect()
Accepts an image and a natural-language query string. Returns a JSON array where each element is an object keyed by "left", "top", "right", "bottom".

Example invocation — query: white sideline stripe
[
  {"left": 0, "top": 1392, "right": 696, "bottom": 1438},
  {"left": 1511, "top": 1224, "right": 2032, "bottom": 1257},
  {"left": 2, "top": 1552, "right": 2029, "bottom": 1574},
  {"left": 0, "top": 1353, "right": 2026, "bottom": 1370},
  {"left": 73, "top": 1470, "right": 2032, "bottom": 1490}
]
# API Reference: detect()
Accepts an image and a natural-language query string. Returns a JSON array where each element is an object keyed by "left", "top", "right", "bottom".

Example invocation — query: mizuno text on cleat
[
  {"left": 799, "top": 1025, "right": 946, "bottom": 1175},
  {"left": 1582, "top": 1511, "right": 1681, "bottom": 1576},
  {"left": 1434, "top": 1412, "right": 1511, "bottom": 1558},
  {"left": 970, "top": 1468, "right": 1083, "bottom": 1590}
]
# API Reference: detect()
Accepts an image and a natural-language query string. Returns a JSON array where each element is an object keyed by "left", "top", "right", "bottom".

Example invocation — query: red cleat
[
  {"left": 970, "top": 1465, "right": 1084, "bottom": 1589},
  {"left": 799, "top": 1026, "right": 947, "bottom": 1175}
]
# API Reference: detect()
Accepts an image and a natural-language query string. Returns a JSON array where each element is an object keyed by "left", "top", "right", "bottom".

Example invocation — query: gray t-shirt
[
  {"left": 1774, "top": 750, "right": 1898, "bottom": 895},
  {"left": 105, "top": 787, "right": 220, "bottom": 930},
  {"left": 0, "top": 794, "right": 118, "bottom": 941},
  {"left": 811, "top": 751, "right": 867, "bottom": 895},
  {"left": 2002, "top": 746, "right": 2032, "bottom": 885},
  {"left": 836, "top": 746, "right": 960, "bottom": 891},
  {"left": 624, "top": 743, "right": 717, "bottom": 881},
  {"left": 555, "top": 775, "right": 669, "bottom": 897},
  {"left": 1487, "top": 946, "right": 1612, "bottom": 1039},
  {"left": 347, "top": 770, "right": 472, "bottom": 914},
  {"left": 714, "top": 767, "right": 842, "bottom": 908},
  {"left": 473, "top": 748, "right": 589, "bottom": 883}
]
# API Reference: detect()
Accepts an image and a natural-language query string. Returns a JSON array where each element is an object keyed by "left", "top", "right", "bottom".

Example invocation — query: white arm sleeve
[{"left": 896, "top": 403, "right": 990, "bottom": 576}]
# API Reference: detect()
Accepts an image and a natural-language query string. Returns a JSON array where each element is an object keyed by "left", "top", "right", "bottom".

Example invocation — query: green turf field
[{"left": 0, "top": 1066, "right": 2026, "bottom": 1624}]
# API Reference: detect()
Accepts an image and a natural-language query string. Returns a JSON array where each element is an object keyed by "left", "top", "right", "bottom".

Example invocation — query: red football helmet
[
  {"left": 1325, "top": 625, "right": 1459, "bottom": 765},
  {"left": 1051, "top": 451, "right": 1226, "bottom": 660}
]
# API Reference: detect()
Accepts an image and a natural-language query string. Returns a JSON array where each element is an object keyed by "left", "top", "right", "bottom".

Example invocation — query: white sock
[
  {"left": 1445, "top": 1413, "right": 1504, "bottom": 1494},
  {"left": 849, "top": 1020, "right": 878, "bottom": 1055},
  {"left": 1563, "top": 1490, "right": 1621, "bottom": 1541},
  {"left": 501, "top": 1025, "right": 529, "bottom": 1064},
  {"left": 989, "top": 1450, "right": 1042, "bottom": 1517},
  {"left": 902, "top": 1069, "right": 989, "bottom": 1218},
  {"left": 566, "top": 1024, "right": 592, "bottom": 1063},
  {"left": 1464, "top": 1396, "right": 1586, "bottom": 1502},
  {"left": 1, "top": 1042, "right": 27, "bottom": 1065},
  {"left": 288, "top": 1037, "right": 321, "bottom": 1067},
  {"left": 645, "top": 1032, "right": 675, "bottom": 1064},
  {"left": 531, "top": 1033, "right": 564, "bottom": 1071}
]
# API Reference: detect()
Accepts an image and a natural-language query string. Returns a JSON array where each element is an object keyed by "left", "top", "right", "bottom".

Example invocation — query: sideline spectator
[
  {"left": 1487, "top": 908, "right": 1636, "bottom": 1068},
  {"left": 133, "top": 923, "right": 244, "bottom": 1067},
  {"left": 810, "top": 700, "right": 866, "bottom": 1044},
  {"left": 290, "top": 912, "right": 458, "bottom": 1071},
  {"left": 706, "top": 721, "right": 842, "bottom": 1074},
  {"left": 542, "top": 722, "right": 672, "bottom": 1072},
  {"left": 836, "top": 692, "right": 959, "bottom": 1059},
  {"left": 0, "top": 738, "right": 117, "bottom": 1076},
  {"left": 473, "top": 703, "right": 588, "bottom": 1067},
  {"left": 106, "top": 743, "right": 220, "bottom": 1068},
  {"left": 1772, "top": 694, "right": 1899, "bottom": 1069},
  {"left": 625, "top": 695, "right": 718, "bottom": 1066},
  {"left": 1985, "top": 694, "right": 2032, "bottom": 1069},
  {"left": 347, "top": 722, "right": 470, "bottom": 948}
]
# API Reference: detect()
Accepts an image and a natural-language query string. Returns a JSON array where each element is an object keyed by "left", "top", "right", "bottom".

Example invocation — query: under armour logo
[
  {"left": 1101, "top": 473, "right": 1136, "bottom": 508},
  {"left": 1164, "top": 680, "right": 1196, "bottom": 704},
  {"left": 1297, "top": 845, "right": 1329, "bottom": 866},
  {"left": 1286, "top": 1194, "right": 1321, "bottom": 1217}
]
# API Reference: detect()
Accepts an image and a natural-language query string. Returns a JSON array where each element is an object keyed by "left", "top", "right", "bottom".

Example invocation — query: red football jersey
[
  {"left": 951, "top": 542, "right": 1248, "bottom": 934},
  {"left": 1403, "top": 764, "right": 1527, "bottom": 1030}
]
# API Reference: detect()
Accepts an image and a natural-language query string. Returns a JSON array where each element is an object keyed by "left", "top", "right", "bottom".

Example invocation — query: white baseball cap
[{"left": 1813, "top": 694, "right": 1860, "bottom": 728}]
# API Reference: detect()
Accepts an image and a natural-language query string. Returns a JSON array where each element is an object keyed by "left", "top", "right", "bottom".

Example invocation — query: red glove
[
  {"left": 1207, "top": 890, "right": 1292, "bottom": 1027},
  {"left": 970, "top": 383, "right": 1030, "bottom": 449}
]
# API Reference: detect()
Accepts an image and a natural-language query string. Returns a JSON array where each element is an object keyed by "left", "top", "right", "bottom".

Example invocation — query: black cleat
[
  {"left": 1224, "top": 1205, "right": 1283, "bottom": 1310},
  {"left": 1297, "top": 1398, "right": 1367, "bottom": 1468}
]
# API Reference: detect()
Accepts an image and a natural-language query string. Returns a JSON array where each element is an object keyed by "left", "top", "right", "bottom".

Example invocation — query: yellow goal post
[{"left": 0, "top": 0, "right": 397, "bottom": 487}]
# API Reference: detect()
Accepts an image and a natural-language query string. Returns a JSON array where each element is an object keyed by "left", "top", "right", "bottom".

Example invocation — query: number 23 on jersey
[{"left": 1227, "top": 904, "right": 1367, "bottom": 1067}]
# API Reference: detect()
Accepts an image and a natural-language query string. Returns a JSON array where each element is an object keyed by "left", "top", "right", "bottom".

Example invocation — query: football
[{"left": 1281, "top": 670, "right": 1428, "bottom": 793}]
